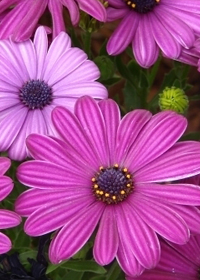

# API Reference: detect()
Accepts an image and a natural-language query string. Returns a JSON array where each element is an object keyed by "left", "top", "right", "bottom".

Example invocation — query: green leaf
[{"left": 47, "top": 260, "right": 107, "bottom": 275}]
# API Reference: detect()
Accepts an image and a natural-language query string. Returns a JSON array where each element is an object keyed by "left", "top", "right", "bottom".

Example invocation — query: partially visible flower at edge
[
  {"left": 0, "top": 157, "right": 21, "bottom": 253},
  {"left": 126, "top": 235, "right": 200, "bottom": 280},
  {"left": 15, "top": 96, "right": 200, "bottom": 277},
  {"left": 0, "top": 0, "right": 107, "bottom": 41},
  {"left": 0, "top": 26, "right": 108, "bottom": 161},
  {"left": 106, "top": 0, "right": 200, "bottom": 68},
  {"left": 175, "top": 38, "right": 200, "bottom": 67}
]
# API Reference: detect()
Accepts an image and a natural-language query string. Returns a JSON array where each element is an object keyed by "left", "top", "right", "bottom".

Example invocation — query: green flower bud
[{"left": 159, "top": 87, "right": 189, "bottom": 114}]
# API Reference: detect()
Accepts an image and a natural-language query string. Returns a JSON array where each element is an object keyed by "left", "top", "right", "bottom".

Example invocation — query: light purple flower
[
  {"left": 15, "top": 96, "right": 200, "bottom": 277},
  {"left": 0, "top": 27, "right": 107, "bottom": 161},
  {"left": 126, "top": 235, "right": 200, "bottom": 280},
  {"left": 106, "top": 0, "right": 200, "bottom": 68},
  {"left": 0, "top": 0, "right": 107, "bottom": 41},
  {"left": 0, "top": 157, "right": 21, "bottom": 253}
]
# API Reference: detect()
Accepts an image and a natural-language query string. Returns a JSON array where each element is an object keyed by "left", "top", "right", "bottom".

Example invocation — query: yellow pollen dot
[
  {"left": 96, "top": 190, "right": 100, "bottom": 194},
  {"left": 105, "top": 193, "right": 110, "bottom": 197},
  {"left": 121, "top": 190, "right": 125, "bottom": 195},
  {"left": 93, "top": 184, "right": 98, "bottom": 189},
  {"left": 114, "top": 164, "right": 119, "bottom": 168},
  {"left": 123, "top": 168, "right": 128, "bottom": 173},
  {"left": 112, "top": 196, "right": 117, "bottom": 200},
  {"left": 131, "top": 3, "right": 136, "bottom": 8},
  {"left": 127, "top": 1, "right": 131, "bottom": 5},
  {"left": 156, "top": 0, "right": 160, "bottom": 2},
  {"left": 99, "top": 166, "right": 104, "bottom": 171},
  {"left": 126, "top": 174, "right": 131, "bottom": 179},
  {"left": 127, "top": 183, "right": 131, "bottom": 188},
  {"left": 91, "top": 177, "right": 96, "bottom": 182},
  {"left": 99, "top": 191, "right": 104, "bottom": 195}
]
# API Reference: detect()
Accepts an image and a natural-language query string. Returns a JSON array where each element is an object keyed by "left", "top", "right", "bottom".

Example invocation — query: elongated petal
[
  {"left": 99, "top": 99, "right": 121, "bottom": 165},
  {"left": 24, "top": 195, "right": 94, "bottom": 236},
  {"left": 17, "top": 160, "right": 90, "bottom": 189},
  {"left": 136, "top": 182, "right": 200, "bottom": 205},
  {"left": 78, "top": 0, "right": 107, "bottom": 22},
  {"left": 52, "top": 106, "right": 102, "bottom": 170},
  {"left": 131, "top": 194, "right": 190, "bottom": 244},
  {"left": 49, "top": 203, "right": 104, "bottom": 264},
  {"left": 33, "top": 26, "right": 48, "bottom": 79},
  {"left": 75, "top": 96, "right": 110, "bottom": 166},
  {"left": 0, "top": 106, "right": 27, "bottom": 151},
  {"left": 116, "top": 110, "right": 152, "bottom": 165},
  {"left": 48, "top": 0, "right": 65, "bottom": 38},
  {"left": 149, "top": 11, "right": 181, "bottom": 58},
  {"left": 94, "top": 206, "right": 119, "bottom": 265},
  {"left": 135, "top": 142, "right": 200, "bottom": 182},
  {"left": 107, "top": 12, "right": 139, "bottom": 55},
  {"left": 126, "top": 111, "right": 187, "bottom": 172},
  {"left": 0, "top": 210, "right": 21, "bottom": 229},
  {"left": 116, "top": 203, "right": 160, "bottom": 269},
  {"left": 154, "top": 6, "right": 195, "bottom": 49},
  {"left": 0, "top": 176, "right": 13, "bottom": 201},
  {"left": 0, "top": 232, "right": 12, "bottom": 254},
  {"left": 0, "top": 157, "right": 10, "bottom": 175},
  {"left": 133, "top": 15, "right": 159, "bottom": 68},
  {"left": 169, "top": 205, "right": 200, "bottom": 234},
  {"left": 62, "top": 0, "right": 79, "bottom": 25},
  {"left": 117, "top": 238, "right": 144, "bottom": 277},
  {"left": 15, "top": 188, "right": 91, "bottom": 216}
]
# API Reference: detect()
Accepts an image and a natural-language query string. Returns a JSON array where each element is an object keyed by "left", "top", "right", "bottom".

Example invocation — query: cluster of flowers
[{"left": 0, "top": 0, "right": 200, "bottom": 279}]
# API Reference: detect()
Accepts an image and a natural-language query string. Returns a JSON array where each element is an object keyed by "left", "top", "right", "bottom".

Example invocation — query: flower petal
[
  {"left": 0, "top": 210, "right": 21, "bottom": 229},
  {"left": 131, "top": 194, "right": 189, "bottom": 244},
  {"left": 136, "top": 182, "right": 200, "bottom": 205},
  {"left": 49, "top": 202, "right": 104, "bottom": 264},
  {"left": 135, "top": 142, "right": 200, "bottom": 182},
  {"left": 126, "top": 111, "right": 186, "bottom": 172},
  {"left": 93, "top": 206, "right": 119, "bottom": 265},
  {"left": 107, "top": 12, "right": 139, "bottom": 55},
  {"left": 75, "top": 96, "right": 110, "bottom": 166},
  {"left": 0, "top": 232, "right": 12, "bottom": 254},
  {"left": 116, "top": 203, "right": 160, "bottom": 269},
  {"left": 99, "top": 99, "right": 121, "bottom": 165},
  {"left": 116, "top": 110, "right": 152, "bottom": 165},
  {"left": 0, "top": 176, "right": 13, "bottom": 201},
  {"left": 24, "top": 195, "right": 94, "bottom": 236},
  {"left": 0, "top": 157, "right": 10, "bottom": 175}
]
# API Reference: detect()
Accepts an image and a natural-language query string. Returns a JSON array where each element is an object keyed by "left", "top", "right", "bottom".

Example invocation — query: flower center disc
[
  {"left": 124, "top": 0, "right": 160, "bottom": 13},
  {"left": 92, "top": 164, "right": 134, "bottom": 204},
  {"left": 19, "top": 79, "right": 52, "bottom": 109}
]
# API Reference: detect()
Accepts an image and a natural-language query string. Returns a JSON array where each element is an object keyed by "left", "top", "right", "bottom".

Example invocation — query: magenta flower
[
  {"left": 0, "top": 27, "right": 107, "bottom": 161},
  {"left": 15, "top": 96, "right": 200, "bottom": 277},
  {"left": 106, "top": 0, "right": 200, "bottom": 68},
  {"left": 0, "top": 0, "right": 106, "bottom": 41},
  {"left": 0, "top": 157, "right": 21, "bottom": 253},
  {"left": 126, "top": 235, "right": 200, "bottom": 280},
  {"left": 176, "top": 38, "right": 200, "bottom": 67}
]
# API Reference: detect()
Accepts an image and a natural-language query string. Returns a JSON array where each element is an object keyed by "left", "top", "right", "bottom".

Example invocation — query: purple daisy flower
[
  {"left": 15, "top": 96, "right": 200, "bottom": 277},
  {"left": 126, "top": 235, "right": 200, "bottom": 280},
  {"left": 0, "top": 157, "right": 21, "bottom": 253},
  {"left": 106, "top": 0, "right": 200, "bottom": 68},
  {"left": 0, "top": 0, "right": 106, "bottom": 41},
  {"left": 0, "top": 26, "right": 107, "bottom": 161}
]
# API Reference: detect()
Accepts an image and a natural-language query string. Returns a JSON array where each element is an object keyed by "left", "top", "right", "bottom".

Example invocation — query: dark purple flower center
[
  {"left": 19, "top": 80, "right": 52, "bottom": 110},
  {"left": 92, "top": 164, "right": 134, "bottom": 204},
  {"left": 124, "top": 0, "right": 160, "bottom": 13}
]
